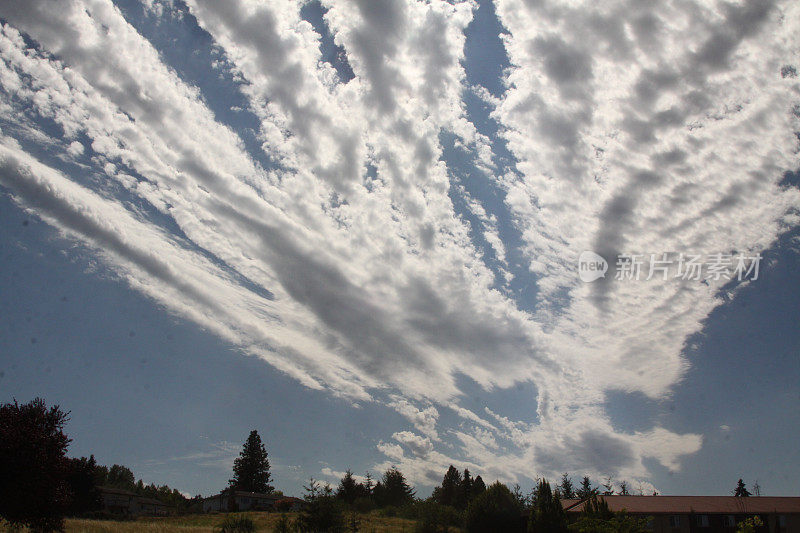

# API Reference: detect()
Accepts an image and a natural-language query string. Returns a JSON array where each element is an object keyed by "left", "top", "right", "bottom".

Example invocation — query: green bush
[
  {"left": 414, "top": 500, "right": 464, "bottom": 533},
  {"left": 216, "top": 514, "right": 256, "bottom": 533}
]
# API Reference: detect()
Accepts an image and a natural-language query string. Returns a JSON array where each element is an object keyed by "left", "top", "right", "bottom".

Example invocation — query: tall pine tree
[
  {"left": 528, "top": 479, "right": 568, "bottom": 533},
  {"left": 436, "top": 465, "right": 462, "bottom": 508},
  {"left": 229, "top": 430, "right": 273, "bottom": 493},
  {"left": 559, "top": 473, "right": 575, "bottom": 499},
  {"left": 576, "top": 476, "right": 596, "bottom": 499}
]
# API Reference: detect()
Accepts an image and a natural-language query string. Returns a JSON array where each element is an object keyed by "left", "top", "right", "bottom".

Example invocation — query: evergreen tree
[
  {"left": 559, "top": 473, "right": 575, "bottom": 499},
  {"left": 461, "top": 468, "right": 474, "bottom": 508},
  {"left": 229, "top": 430, "right": 273, "bottom": 493},
  {"left": 527, "top": 479, "right": 568, "bottom": 533},
  {"left": 436, "top": 465, "right": 462, "bottom": 508},
  {"left": 734, "top": 479, "right": 751, "bottom": 497},
  {"left": 583, "top": 495, "right": 613, "bottom": 520},
  {"left": 336, "top": 469, "right": 360, "bottom": 504},
  {"left": 364, "top": 472, "right": 374, "bottom": 497},
  {"left": 378, "top": 467, "right": 414, "bottom": 507},
  {"left": 576, "top": 476, "right": 596, "bottom": 499},
  {"left": 372, "top": 481, "right": 385, "bottom": 506},
  {"left": 298, "top": 478, "right": 345, "bottom": 533},
  {"left": 473, "top": 476, "right": 487, "bottom": 499},
  {"left": 0, "top": 398, "right": 71, "bottom": 532},
  {"left": 465, "top": 481, "right": 525, "bottom": 533}
]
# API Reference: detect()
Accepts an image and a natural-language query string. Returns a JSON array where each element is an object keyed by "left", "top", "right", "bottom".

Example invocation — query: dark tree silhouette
[
  {"left": 0, "top": 398, "right": 71, "bottom": 532},
  {"left": 559, "top": 473, "right": 575, "bottom": 499},
  {"left": 465, "top": 481, "right": 525, "bottom": 533},
  {"left": 336, "top": 469, "right": 360, "bottom": 504},
  {"left": 473, "top": 475, "right": 487, "bottom": 499},
  {"left": 105, "top": 464, "right": 135, "bottom": 490},
  {"left": 65, "top": 456, "right": 101, "bottom": 516},
  {"left": 377, "top": 467, "right": 414, "bottom": 507},
  {"left": 734, "top": 479, "right": 752, "bottom": 497},
  {"left": 528, "top": 478, "right": 568, "bottom": 533},
  {"left": 461, "top": 468, "right": 474, "bottom": 508},
  {"left": 576, "top": 476, "right": 596, "bottom": 499},
  {"left": 434, "top": 465, "right": 462, "bottom": 508},
  {"left": 299, "top": 478, "right": 345, "bottom": 532},
  {"left": 229, "top": 430, "right": 273, "bottom": 493}
]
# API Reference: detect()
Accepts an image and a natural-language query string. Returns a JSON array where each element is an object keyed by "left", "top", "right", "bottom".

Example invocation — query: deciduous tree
[{"left": 0, "top": 398, "right": 71, "bottom": 532}]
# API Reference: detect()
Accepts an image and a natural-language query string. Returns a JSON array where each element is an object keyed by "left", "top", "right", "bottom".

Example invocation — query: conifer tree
[
  {"left": 473, "top": 475, "right": 487, "bottom": 498},
  {"left": 437, "top": 465, "right": 462, "bottom": 507},
  {"left": 528, "top": 479, "right": 568, "bottom": 533},
  {"left": 734, "top": 479, "right": 751, "bottom": 497},
  {"left": 576, "top": 476, "right": 596, "bottom": 499},
  {"left": 559, "top": 473, "right": 575, "bottom": 499},
  {"left": 379, "top": 467, "right": 414, "bottom": 507},
  {"left": 336, "top": 469, "right": 360, "bottom": 504},
  {"left": 229, "top": 430, "right": 273, "bottom": 493},
  {"left": 461, "top": 468, "right": 474, "bottom": 508}
]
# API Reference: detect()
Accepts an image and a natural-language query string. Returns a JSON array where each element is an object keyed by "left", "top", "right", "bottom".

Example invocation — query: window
[
  {"left": 670, "top": 515, "right": 682, "bottom": 528},
  {"left": 778, "top": 515, "right": 786, "bottom": 529},
  {"left": 724, "top": 515, "right": 736, "bottom": 527},
  {"left": 695, "top": 515, "right": 710, "bottom": 527}
]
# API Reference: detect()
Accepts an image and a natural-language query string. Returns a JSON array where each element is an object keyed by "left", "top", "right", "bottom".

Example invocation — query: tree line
[{"left": 0, "top": 397, "right": 764, "bottom": 533}]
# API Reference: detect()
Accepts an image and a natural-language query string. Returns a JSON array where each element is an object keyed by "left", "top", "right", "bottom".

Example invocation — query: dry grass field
[{"left": 44, "top": 511, "right": 424, "bottom": 533}]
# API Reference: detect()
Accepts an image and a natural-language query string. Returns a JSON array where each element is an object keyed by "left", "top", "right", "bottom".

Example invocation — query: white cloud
[{"left": 387, "top": 396, "right": 440, "bottom": 441}]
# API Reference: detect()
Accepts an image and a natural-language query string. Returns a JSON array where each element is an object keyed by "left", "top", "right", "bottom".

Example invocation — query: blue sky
[{"left": 0, "top": 0, "right": 798, "bottom": 499}]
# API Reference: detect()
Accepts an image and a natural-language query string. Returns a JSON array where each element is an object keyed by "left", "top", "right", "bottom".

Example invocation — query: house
[
  {"left": 99, "top": 486, "right": 174, "bottom": 516},
  {"left": 561, "top": 495, "right": 800, "bottom": 533},
  {"left": 136, "top": 496, "right": 172, "bottom": 516},
  {"left": 99, "top": 486, "right": 137, "bottom": 515},
  {"left": 274, "top": 496, "right": 306, "bottom": 512},
  {"left": 202, "top": 490, "right": 281, "bottom": 512}
]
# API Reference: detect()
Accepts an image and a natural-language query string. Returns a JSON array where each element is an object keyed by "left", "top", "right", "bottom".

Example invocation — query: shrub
[
  {"left": 414, "top": 500, "right": 463, "bottom": 533},
  {"left": 216, "top": 514, "right": 256, "bottom": 533}
]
